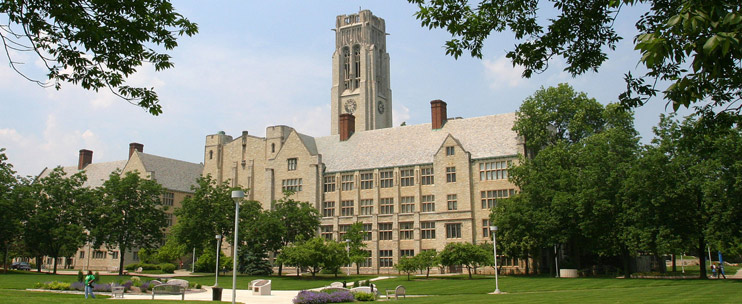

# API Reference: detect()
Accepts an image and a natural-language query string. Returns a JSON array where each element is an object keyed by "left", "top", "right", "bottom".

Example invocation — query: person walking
[
  {"left": 711, "top": 263, "right": 717, "bottom": 278},
  {"left": 84, "top": 270, "right": 96, "bottom": 299}
]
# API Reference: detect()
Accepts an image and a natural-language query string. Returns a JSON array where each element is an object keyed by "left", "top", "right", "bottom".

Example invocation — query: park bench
[
  {"left": 111, "top": 285, "right": 125, "bottom": 298},
  {"left": 151, "top": 279, "right": 188, "bottom": 300},
  {"left": 385, "top": 285, "right": 406, "bottom": 300},
  {"left": 248, "top": 279, "right": 271, "bottom": 295}
]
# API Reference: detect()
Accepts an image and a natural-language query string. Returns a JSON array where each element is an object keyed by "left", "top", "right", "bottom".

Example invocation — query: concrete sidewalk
[{"left": 118, "top": 287, "right": 299, "bottom": 303}]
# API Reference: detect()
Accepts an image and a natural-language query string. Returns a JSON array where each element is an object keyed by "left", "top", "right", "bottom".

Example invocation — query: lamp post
[
  {"left": 231, "top": 190, "right": 245, "bottom": 304},
  {"left": 215, "top": 234, "right": 222, "bottom": 287},
  {"left": 345, "top": 239, "right": 351, "bottom": 276},
  {"left": 489, "top": 226, "right": 502, "bottom": 294}
]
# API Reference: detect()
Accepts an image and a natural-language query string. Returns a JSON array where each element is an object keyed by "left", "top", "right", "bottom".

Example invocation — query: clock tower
[{"left": 331, "top": 10, "right": 393, "bottom": 135}]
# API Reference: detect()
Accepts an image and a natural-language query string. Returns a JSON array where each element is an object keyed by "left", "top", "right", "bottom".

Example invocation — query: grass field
[{"left": 0, "top": 289, "right": 218, "bottom": 304}]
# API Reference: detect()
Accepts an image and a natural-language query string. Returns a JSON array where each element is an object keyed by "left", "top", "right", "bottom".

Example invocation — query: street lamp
[
  {"left": 490, "top": 226, "right": 502, "bottom": 294},
  {"left": 215, "top": 234, "right": 222, "bottom": 287},
  {"left": 231, "top": 190, "right": 245, "bottom": 304},
  {"left": 345, "top": 239, "right": 351, "bottom": 276}
]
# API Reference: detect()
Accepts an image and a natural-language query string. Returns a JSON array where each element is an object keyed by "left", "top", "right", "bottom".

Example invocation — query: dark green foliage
[
  {"left": 353, "top": 291, "right": 376, "bottom": 301},
  {"left": 0, "top": 0, "right": 198, "bottom": 115},
  {"left": 237, "top": 248, "right": 273, "bottom": 276},
  {"left": 76, "top": 271, "right": 83, "bottom": 283},
  {"left": 158, "top": 263, "right": 176, "bottom": 274},
  {"left": 394, "top": 257, "right": 418, "bottom": 280},
  {"left": 439, "top": 242, "right": 489, "bottom": 279},
  {"left": 278, "top": 237, "right": 347, "bottom": 278}
]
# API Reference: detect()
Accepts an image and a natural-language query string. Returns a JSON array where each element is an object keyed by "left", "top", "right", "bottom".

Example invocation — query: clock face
[
  {"left": 344, "top": 99, "right": 357, "bottom": 114},
  {"left": 377, "top": 101, "right": 385, "bottom": 114}
]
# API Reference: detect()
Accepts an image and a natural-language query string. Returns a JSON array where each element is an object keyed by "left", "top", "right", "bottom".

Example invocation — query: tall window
[
  {"left": 339, "top": 224, "right": 351, "bottom": 240},
  {"left": 343, "top": 47, "right": 351, "bottom": 90},
  {"left": 421, "top": 222, "right": 436, "bottom": 239},
  {"left": 420, "top": 167, "right": 434, "bottom": 185},
  {"left": 360, "top": 172, "right": 374, "bottom": 189},
  {"left": 162, "top": 192, "right": 174, "bottom": 206},
  {"left": 79, "top": 251, "right": 85, "bottom": 259},
  {"left": 321, "top": 225, "right": 334, "bottom": 240},
  {"left": 400, "top": 249, "right": 415, "bottom": 257},
  {"left": 421, "top": 195, "right": 435, "bottom": 212},
  {"left": 111, "top": 251, "right": 119, "bottom": 260},
  {"left": 322, "top": 201, "right": 335, "bottom": 217},
  {"left": 448, "top": 194, "right": 459, "bottom": 210},
  {"left": 94, "top": 251, "right": 106, "bottom": 259},
  {"left": 341, "top": 200, "right": 354, "bottom": 216},
  {"left": 399, "top": 222, "right": 414, "bottom": 240},
  {"left": 379, "top": 250, "right": 393, "bottom": 267},
  {"left": 362, "top": 223, "right": 372, "bottom": 241},
  {"left": 400, "top": 168, "right": 414, "bottom": 187},
  {"left": 400, "top": 196, "right": 415, "bottom": 213},
  {"left": 323, "top": 176, "right": 336, "bottom": 192},
  {"left": 360, "top": 250, "right": 372, "bottom": 267},
  {"left": 282, "top": 178, "right": 302, "bottom": 192},
  {"left": 360, "top": 199, "right": 374, "bottom": 215},
  {"left": 446, "top": 167, "right": 456, "bottom": 183},
  {"left": 166, "top": 213, "right": 174, "bottom": 226},
  {"left": 446, "top": 223, "right": 462, "bottom": 238},
  {"left": 353, "top": 45, "right": 361, "bottom": 89},
  {"left": 446, "top": 146, "right": 455, "bottom": 156},
  {"left": 482, "top": 219, "right": 491, "bottom": 238},
  {"left": 379, "top": 170, "right": 393, "bottom": 188},
  {"left": 287, "top": 158, "right": 297, "bottom": 171},
  {"left": 480, "top": 160, "right": 512, "bottom": 180},
  {"left": 378, "top": 223, "right": 393, "bottom": 240},
  {"left": 379, "top": 198, "right": 394, "bottom": 214},
  {"left": 341, "top": 174, "right": 354, "bottom": 191},
  {"left": 481, "top": 189, "right": 514, "bottom": 209}
]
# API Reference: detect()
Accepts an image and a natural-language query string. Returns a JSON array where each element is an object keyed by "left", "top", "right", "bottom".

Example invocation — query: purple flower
[
  {"left": 293, "top": 290, "right": 354, "bottom": 304},
  {"left": 70, "top": 281, "right": 85, "bottom": 291}
]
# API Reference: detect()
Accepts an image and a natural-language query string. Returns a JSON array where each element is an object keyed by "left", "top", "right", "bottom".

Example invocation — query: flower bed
[{"left": 293, "top": 290, "right": 356, "bottom": 304}]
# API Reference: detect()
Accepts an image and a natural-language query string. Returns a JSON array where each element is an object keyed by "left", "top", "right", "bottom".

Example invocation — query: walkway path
[{"left": 118, "top": 286, "right": 299, "bottom": 303}]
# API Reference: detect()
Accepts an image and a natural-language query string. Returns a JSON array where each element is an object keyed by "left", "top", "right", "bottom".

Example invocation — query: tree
[
  {"left": 237, "top": 199, "right": 281, "bottom": 275},
  {"left": 0, "top": 1, "right": 198, "bottom": 115},
  {"left": 277, "top": 237, "right": 327, "bottom": 278},
  {"left": 155, "top": 237, "right": 188, "bottom": 265},
  {"left": 0, "top": 149, "right": 28, "bottom": 273},
  {"left": 24, "top": 167, "right": 90, "bottom": 274},
  {"left": 394, "top": 257, "right": 418, "bottom": 280},
  {"left": 322, "top": 240, "right": 350, "bottom": 278},
  {"left": 345, "top": 222, "right": 370, "bottom": 274},
  {"left": 272, "top": 193, "right": 320, "bottom": 276},
  {"left": 439, "top": 242, "right": 489, "bottom": 279},
  {"left": 90, "top": 170, "right": 167, "bottom": 276},
  {"left": 408, "top": 0, "right": 742, "bottom": 114},
  {"left": 414, "top": 249, "right": 439, "bottom": 278}
]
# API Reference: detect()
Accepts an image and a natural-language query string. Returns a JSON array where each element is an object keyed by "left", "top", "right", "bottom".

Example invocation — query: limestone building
[
  {"left": 203, "top": 10, "right": 525, "bottom": 274},
  {"left": 35, "top": 143, "right": 202, "bottom": 271}
]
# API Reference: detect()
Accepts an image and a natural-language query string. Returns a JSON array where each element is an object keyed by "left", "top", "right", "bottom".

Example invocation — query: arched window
[
  {"left": 353, "top": 45, "right": 361, "bottom": 89},
  {"left": 342, "top": 47, "right": 351, "bottom": 90},
  {"left": 209, "top": 150, "right": 213, "bottom": 160}
]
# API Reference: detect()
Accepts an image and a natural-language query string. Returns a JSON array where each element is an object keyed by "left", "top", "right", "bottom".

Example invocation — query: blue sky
[{"left": 0, "top": 1, "right": 689, "bottom": 177}]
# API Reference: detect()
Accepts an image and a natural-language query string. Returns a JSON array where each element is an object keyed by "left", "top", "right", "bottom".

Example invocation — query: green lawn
[
  {"left": 0, "top": 270, "right": 138, "bottom": 290},
  {"left": 0, "top": 289, "right": 224, "bottom": 304}
]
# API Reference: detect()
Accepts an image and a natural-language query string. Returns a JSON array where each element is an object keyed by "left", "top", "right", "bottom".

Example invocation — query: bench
[
  {"left": 249, "top": 279, "right": 271, "bottom": 295},
  {"left": 385, "top": 285, "right": 406, "bottom": 300},
  {"left": 151, "top": 283, "right": 186, "bottom": 300},
  {"left": 111, "top": 285, "right": 125, "bottom": 298}
]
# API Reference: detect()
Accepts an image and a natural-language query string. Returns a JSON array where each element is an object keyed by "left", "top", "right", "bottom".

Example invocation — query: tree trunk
[
  {"left": 621, "top": 246, "right": 631, "bottom": 279},
  {"left": 3, "top": 242, "right": 8, "bottom": 274},
  {"left": 698, "top": 236, "right": 707, "bottom": 279},
  {"left": 356, "top": 264, "right": 360, "bottom": 275},
  {"left": 548, "top": 247, "right": 554, "bottom": 277},
  {"left": 426, "top": 267, "right": 430, "bottom": 278},
  {"left": 36, "top": 255, "right": 42, "bottom": 272},
  {"left": 118, "top": 246, "right": 126, "bottom": 276},
  {"left": 525, "top": 249, "right": 530, "bottom": 275},
  {"left": 278, "top": 262, "right": 283, "bottom": 276},
  {"left": 672, "top": 254, "right": 676, "bottom": 272},
  {"left": 467, "top": 265, "right": 472, "bottom": 279},
  {"left": 52, "top": 255, "right": 58, "bottom": 274}
]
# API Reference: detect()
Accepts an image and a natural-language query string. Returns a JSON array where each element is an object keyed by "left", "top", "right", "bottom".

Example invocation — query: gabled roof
[
  {"left": 314, "top": 112, "right": 519, "bottom": 172},
  {"left": 38, "top": 160, "right": 127, "bottom": 188},
  {"left": 136, "top": 152, "right": 203, "bottom": 193}
]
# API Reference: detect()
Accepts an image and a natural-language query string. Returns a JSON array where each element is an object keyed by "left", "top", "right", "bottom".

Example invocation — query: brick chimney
[
  {"left": 129, "top": 142, "right": 144, "bottom": 158},
  {"left": 78, "top": 149, "right": 93, "bottom": 170},
  {"left": 431, "top": 99, "right": 447, "bottom": 129},
  {"left": 339, "top": 114, "right": 355, "bottom": 141}
]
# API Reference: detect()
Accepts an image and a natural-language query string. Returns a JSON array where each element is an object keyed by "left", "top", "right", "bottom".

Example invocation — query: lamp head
[
  {"left": 232, "top": 190, "right": 245, "bottom": 201},
  {"left": 489, "top": 226, "right": 498, "bottom": 232}
]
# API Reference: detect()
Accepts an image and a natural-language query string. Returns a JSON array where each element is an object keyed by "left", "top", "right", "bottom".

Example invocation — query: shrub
[
  {"left": 35, "top": 281, "right": 72, "bottom": 290},
  {"left": 92, "top": 283, "right": 111, "bottom": 292},
  {"left": 353, "top": 281, "right": 359, "bottom": 288},
  {"left": 293, "top": 290, "right": 355, "bottom": 304},
  {"left": 353, "top": 291, "right": 376, "bottom": 301},
  {"left": 125, "top": 263, "right": 140, "bottom": 271},
  {"left": 196, "top": 283, "right": 202, "bottom": 289},
  {"left": 77, "top": 270, "right": 84, "bottom": 282},
  {"left": 94, "top": 272, "right": 100, "bottom": 282},
  {"left": 131, "top": 276, "right": 142, "bottom": 287},
  {"left": 159, "top": 263, "right": 176, "bottom": 274}
]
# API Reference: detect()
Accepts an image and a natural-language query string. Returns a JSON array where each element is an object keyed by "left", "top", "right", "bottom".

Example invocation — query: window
[
  {"left": 94, "top": 251, "right": 106, "bottom": 259},
  {"left": 339, "top": 224, "right": 351, "bottom": 240},
  {"left": 359, "top": 250, "right": 372, "bottom": 267},
  {"left": 209, "top": 150, "right": 213, "bottom": 160},
  {"left": 379, "top": 198, "right": 394, "bottom": 214},
  {"left": 421, "top": 222, "right": 436, "bottom": 239},
  {"left": 282, "top": 178, "right": 302, "bottom": 192},
  {"left": 400, "top": 196, "right": 415, "bottom": 213},
  {"left": 446, "top": 223, "right": 462, "bottom": 239},
  {"left": 341, "top": 200, "right": 354, "bottom": 216},
  {"left": 133, "top": 251, "right": 139, "bottom": 261},
  {"left": 321, "top": 225, "right": 334, "bottom": 240},
  {"left": 400, "top": 168, "right": 414, "bottom": 186},
  {"left": 323, "top": 176, "right": 336, "bottom": 192},
  {"left": 446, "top": 167, "right": 456, "bottom": 183},
  {"left": 271, "top": 143, "right": 276, "bottom": 153},
  {"left": 421, "top": 195, "right": 435, "bottom": 212},
  {"left": 379, "top": 170, "right": 393, "bottom": 188},
  {"left": 79, "top": 251, "right": 85, "bottom": 259},
  {"left": 353, "top": 45, "right": 361, "bottom": 88},
  {"left": 480, "top": 160, "right": 512, "bottom": 180},
  {"left": 162, "top": 192, "right": 174, "bottom": 206},
  {"left": 111, "top": 251, "right": 119, "bottom": 260},
  {"left": 447, "top": 194, "right": 458, "bottom": 210},
  {"left": 288, "top": 158, "right": 297, "bottom": 171},
  {"left": 379, "top": 250, "right": 393, "bottom": 267},
  {"left": 420, "top": 167, "right": 434, "bottom": 185},
  {"left": 400, "top": 249, "right": 415, "bottom": 257},
  {"left": 378, "top": 223, "right": 393, "bottom": 240},
  {"left": 360, "top": 172, "right": 374, "bottom": 189},
  {"left": 341, "top": 174, "right": 354, "bottom": 191},
  {"left": 322, "top": 201, "right": 335, "bottom": 217},
  {"left": 167, "top": 213, "right": 174, "bottom": 226},
  {"left": 343, "top": 47, "right": 351, "bottom": 89},
  {"left": 399, "top": 222, "right": 414, "bottom": 240},
  {"left": 362, "top": 223, "right": 372, "bottom": 241},
  {"left": 483, "top": 219, "right": 491, "bottom": 238},
  {"left": 481, "top": 189, "right": 514, "bottom": 209},
  {"left": 446, "top": 146, "right": 455, "bottom": 156},
  {"left": 360, "top": 199, "right": 374, "bottom": 215}
]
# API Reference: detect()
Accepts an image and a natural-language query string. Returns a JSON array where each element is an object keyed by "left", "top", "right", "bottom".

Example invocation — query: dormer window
[
  {"left": 446, "top": 146, "right": 455, "bottom": 156},
  {"left": 288, "top": 158, "right": 297, "bottom": 171}
]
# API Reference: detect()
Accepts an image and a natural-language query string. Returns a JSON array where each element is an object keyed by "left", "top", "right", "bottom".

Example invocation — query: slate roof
[
  {"left": 38, "top": 160, "right": 127, "bottom": 188},
  {"left": 136, "top": 152, "right": 203, "bottom": 193},
  {"left": 312, "top": 112, "right": 519, "bottom": 172}
]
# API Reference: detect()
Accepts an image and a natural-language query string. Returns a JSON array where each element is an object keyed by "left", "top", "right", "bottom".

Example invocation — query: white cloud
[{"left": 483, "top": 56, "right": 526, "bottom": 89}]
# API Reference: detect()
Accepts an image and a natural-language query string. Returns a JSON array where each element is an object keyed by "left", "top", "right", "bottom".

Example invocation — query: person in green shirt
[{"left": 84, "top": 271, "right": 96, "bottom": 299}]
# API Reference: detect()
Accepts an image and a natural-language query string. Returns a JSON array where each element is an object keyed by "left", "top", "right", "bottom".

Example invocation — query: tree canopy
[
  {"left": 408, "top": 0, "right": 742, "bottom": 114},
  {"left": 0, "top": 0, "right": 198, "bottom": 115}
]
